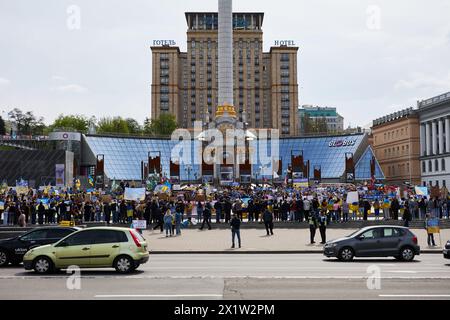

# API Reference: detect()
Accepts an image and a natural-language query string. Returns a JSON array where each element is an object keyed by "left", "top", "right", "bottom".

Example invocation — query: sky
[{"left": 1, "top": 0, "right": 450, "bottom": 128}]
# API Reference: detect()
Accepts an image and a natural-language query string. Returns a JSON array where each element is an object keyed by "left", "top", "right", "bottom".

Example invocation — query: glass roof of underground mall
[{"left": 84, "top": 133, "right": 384, "bottom": 181}]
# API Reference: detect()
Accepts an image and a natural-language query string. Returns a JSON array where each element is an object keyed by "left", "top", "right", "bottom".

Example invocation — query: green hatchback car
[{"left": 23, "top": 227, "right": 149, "bottom": 274}]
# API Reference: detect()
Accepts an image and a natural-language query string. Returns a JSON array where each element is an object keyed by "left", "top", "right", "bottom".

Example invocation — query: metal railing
[{"left": 418, "top": 91, "right": 450, "bottom": 108}]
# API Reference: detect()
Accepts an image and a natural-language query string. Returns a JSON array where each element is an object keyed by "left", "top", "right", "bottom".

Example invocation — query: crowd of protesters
[{"left": 1, "top": 183, "right": 450, "bottom": 231}]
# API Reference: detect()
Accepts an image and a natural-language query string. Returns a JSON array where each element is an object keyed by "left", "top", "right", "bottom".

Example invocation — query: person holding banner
[{"left": 425, "top": 214, "right": 436, "bottom": 247}]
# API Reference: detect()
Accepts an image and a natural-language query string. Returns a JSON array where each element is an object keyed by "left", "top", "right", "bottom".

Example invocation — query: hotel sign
[
  {"left": 274, "top": 40, "right": 296, "bottom": 46},
  {"left": 328, "top": 139, "right": 356, "bottom": 148},
  {"left": 153, "top": 40, "right": 176, "bottom": 46}
]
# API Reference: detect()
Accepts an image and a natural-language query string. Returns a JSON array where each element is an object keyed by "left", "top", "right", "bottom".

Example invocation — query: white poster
[
  {"left": 347, "top": 191, "right": 359, "bottom": 205},
  {"left": 132, "top": 220, "right": 147, "bottom": 229},
  {"left": 124, "top": 188, "right": 146, "bottom": 201},
  {"left": 55, "top": 164, "right": 65, "bottom": 187}
]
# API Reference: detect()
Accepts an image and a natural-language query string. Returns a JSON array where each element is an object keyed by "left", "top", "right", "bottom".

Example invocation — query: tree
[
  {"left": 97, "top": 117, "right": 130, "bottom": 134},
  {"left": 125, "top": 118, "right": 142, "bottom": 134},
  {"left": 48, "top": 114, "right": 90, "bottom": 133},
  {"left": 316, "top": 117, "right": 329, "bottom": 134},
  {"left": 0, "top": 116, "right": 5, "bottom": 135},
  {"left": 300, "top": 113, "right": 314, "bottom": 134},
  {"left": 144, "top": 114, "right": 178, "bottom": 136},
  {"left": 7, "top": 108, "right": 46, "bottom": 135}
]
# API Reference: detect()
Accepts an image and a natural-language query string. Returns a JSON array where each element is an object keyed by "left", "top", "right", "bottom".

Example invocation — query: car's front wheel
[
  {"left": 399, "top": 247, "right": 415, "bottom": 262},
  {"left": 338, "top": 247, "right": 355, "bottom": 262},
  {"left": 0, "top": 249, "right": 9, "bottom": 267},
  {"left": 114, "top": 256, "right": 135, "bottom": 274},
  {"left": 33, "top": 256, "right": 54, "bottom": 274}
]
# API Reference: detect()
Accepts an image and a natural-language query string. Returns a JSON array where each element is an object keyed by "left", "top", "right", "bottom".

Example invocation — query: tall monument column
[{"left": 218, "top": 0, "right": 234, "bottom": 107}]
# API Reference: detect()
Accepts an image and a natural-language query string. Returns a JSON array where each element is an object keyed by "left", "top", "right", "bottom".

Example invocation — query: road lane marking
[
  {"left": 387, "top": 271, "right": 417, "bottom": 274},
  {"left": 2, "top": 275, "right": 450, "bottom": 280},
  {"left": 95, "top": 294, "right": 223, "bottom": 298},
  {"left": 379, "top": 295, "right": 450, "bottom": 298}
]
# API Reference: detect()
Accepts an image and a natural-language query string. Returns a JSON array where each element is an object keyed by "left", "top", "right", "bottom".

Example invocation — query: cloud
[
  {"left": 0, "top": 77, "right": 11, "bottom": 86},
  {"left": 53, "top": 84, "right": 88, "bottom": 93},
  {"left": 51, "top": 75, "right": 66, "bottom": 81},
  {"left": 394, "top": 72, "right": 450, "bottom": 91}
]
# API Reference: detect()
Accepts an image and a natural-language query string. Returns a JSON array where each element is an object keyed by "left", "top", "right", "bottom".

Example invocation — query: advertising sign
[
  {"left": 49, "top": 132, "right": 81, "bottom": 141},
  {"left": 55, "top": 164, "right": 65, "bottom": 187}
]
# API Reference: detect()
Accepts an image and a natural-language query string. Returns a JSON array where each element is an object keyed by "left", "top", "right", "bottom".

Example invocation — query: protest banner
[
  {"left": 347, "top": 191, "right": 359, "bottom": 205},
  {"left": 101, "top": 195, "right": 112, "bottom": 203},
  {"left": 415, "top": 186, "right": 428, "bottom": 197},
  {"left": 426, "top": 218, "right": 440, "bottom": 234},
  {"left": 124, "top": 188, "right": 146, "bottom": 201},
  {"left": 132, "top": 220, "right": 147, "bottom": 230}
]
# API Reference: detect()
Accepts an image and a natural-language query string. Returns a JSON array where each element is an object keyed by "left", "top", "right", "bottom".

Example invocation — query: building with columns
[
  {"left": 418, "top": 91, "right": 450, "bottom": 188},
  {"left": 371, "top": 108, "right": 421, "bottom": 186}
]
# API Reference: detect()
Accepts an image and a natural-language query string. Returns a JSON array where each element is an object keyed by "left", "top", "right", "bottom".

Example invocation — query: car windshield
[{"left": 347, "top": 230, "right": 362, "bottom": 238}]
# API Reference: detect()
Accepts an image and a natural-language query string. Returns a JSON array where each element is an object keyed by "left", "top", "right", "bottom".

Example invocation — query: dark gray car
[{"left": 324, "top": 226, "right": 420, "bottom": 262}]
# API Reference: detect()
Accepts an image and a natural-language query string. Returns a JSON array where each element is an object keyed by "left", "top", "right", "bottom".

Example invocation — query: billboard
[{"left": 55, "top": 164, "right": 65, "bottom": 187}]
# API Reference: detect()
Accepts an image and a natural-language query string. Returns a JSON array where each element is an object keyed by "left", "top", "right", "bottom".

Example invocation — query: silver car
[{"left": 324, "top": 226, "right": 420, "bottom": 262}]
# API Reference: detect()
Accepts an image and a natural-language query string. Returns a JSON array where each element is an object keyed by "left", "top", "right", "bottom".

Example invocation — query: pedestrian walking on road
[
  {"left": 308, "top": 212, "right": 318, "bottom": 244},
  {"left": 200, "top": 203, "right": 212, "bottom": 230},
  {"left": 319, "top": 210, "right": 327, "bottom": 244},
  {"left": 263, "top": 207, "right": 274, "bottom": 236},
  {"left": 230, "top": 213, "right": 241, "bottom": 248}
]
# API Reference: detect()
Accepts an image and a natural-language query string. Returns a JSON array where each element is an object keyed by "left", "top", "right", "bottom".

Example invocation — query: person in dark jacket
[
  {"left": 318, "top": 210, "right": 328, "bottom": 244},
  {"left": 402, "top": 200, "right": 412, "bottom": 227},
  {"left": 119, "top": 200, "right": 127, "bottom": 224},
  {"left": 199, "top": 203, "right": 212, "bottom": 230},
  {"left": 363, "top": 200, "right": 371, "bottom": 221},
  {"left": 391, "top": 198, "right": 400, "bottom": 220},
  {"left": 224, "top": 199, "right": 232, "bottom": 223},
  {"left": 37, "top": 202, "right": 45, "bottom": 225},
  {"left": 230, "top": 213, "right": 241, "bottom": 248},
  {"left": 152, "top": 205, "right": 164, "bottom": 232},
  {"left": 214, "top": 200, "right": 222, "bottom": 223},
  {"left": 263, "top": 207, "right": 274, "bottom": 236},
  {"left": 103, "top": 202, "right": 111, "bottom": 225},
  {"left": 308, "top": 212, "right": 318, "bottom": 244}
]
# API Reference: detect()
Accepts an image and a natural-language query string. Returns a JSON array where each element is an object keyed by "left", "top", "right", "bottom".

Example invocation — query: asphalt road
[{"left": 0, "top": 254, "right": 449, "bottom": 300}]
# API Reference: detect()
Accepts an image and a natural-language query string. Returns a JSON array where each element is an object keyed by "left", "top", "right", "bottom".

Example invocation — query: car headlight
[{"left": 326, "top": 243, "right": 338, "bottom": 248}]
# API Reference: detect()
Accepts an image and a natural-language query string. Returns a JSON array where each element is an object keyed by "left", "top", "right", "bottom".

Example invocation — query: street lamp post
[{"left": 185, "top": 165, "right": 192, "bottom": 184}]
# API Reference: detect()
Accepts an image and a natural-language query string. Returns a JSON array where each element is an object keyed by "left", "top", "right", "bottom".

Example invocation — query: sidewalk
[{"left": 143, "top": 227, "right": 449, "bottom": 254}]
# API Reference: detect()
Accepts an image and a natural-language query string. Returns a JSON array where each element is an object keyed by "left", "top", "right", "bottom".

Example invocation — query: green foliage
[
  {"left": 97, "top": 117, "right": 133, "bottom": 134},
  {"left": 144, "top": 114, "right": 178, "bottom": 136},
  {"left": 48, "top": 114, "right": 90, "bottom": 133},
  {"left": 300, "top": 114, "right": 329, "bottom": 135},
  {"left": 0, "top": 116, "right": 5, "bottom": 135},
  {"left": 7, "top": 108, "right": 46, "bottom": 135}
]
